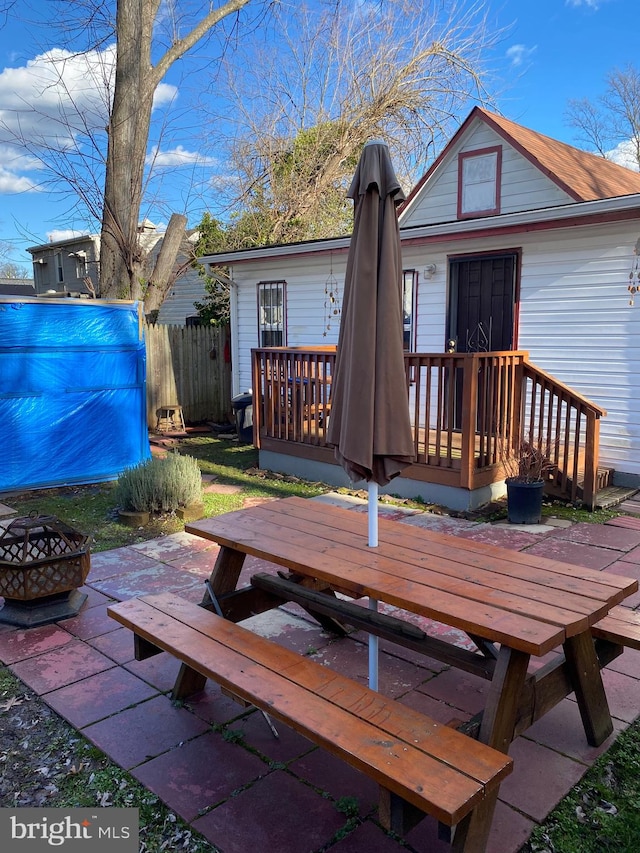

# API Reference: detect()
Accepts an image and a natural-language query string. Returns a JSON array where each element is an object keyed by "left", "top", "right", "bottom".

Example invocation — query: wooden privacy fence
[{"left": 145, "top": 323, "right": 232, "bottom": 426}]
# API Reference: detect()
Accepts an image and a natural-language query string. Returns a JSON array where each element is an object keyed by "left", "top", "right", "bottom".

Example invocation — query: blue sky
[{"left": 0, "top": 0, "right": 637, "bottom": 270}]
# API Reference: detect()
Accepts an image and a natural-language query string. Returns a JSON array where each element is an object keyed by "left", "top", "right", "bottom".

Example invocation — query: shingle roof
[
  {"left": 473, "top": 107, "right": 640, "bottom": 201},
  {"left": 0, "top": 281, "right": 36, "bottom": 295},
  {"left": 401, "top": 107, "right": 640, "bottom": 216}
]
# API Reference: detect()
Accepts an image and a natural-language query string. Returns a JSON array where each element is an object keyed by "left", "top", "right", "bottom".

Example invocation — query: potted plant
[
  {"left": 500, "top": 436, "right": 555, "bottom": 524},
  {"left": 115, "top": 453, "right": 204, "bottom": 526}
]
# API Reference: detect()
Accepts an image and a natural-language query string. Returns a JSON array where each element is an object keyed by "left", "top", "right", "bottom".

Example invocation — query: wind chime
[
  {"left": 628, "top": 237, "right": 640, "bottom": 305},
  {"left": 323, "top": 254, "right": 341, "bottom": 336}
]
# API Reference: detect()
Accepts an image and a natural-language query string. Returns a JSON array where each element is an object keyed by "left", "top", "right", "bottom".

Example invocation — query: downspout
[{"left": 228, "top": 267, "right": 241, "bottom": 398}]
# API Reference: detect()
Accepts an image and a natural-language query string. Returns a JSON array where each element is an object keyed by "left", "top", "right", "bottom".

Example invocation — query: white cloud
[
  {"left": 606, "top": 140, "right": 640, "bottom": 172},
  {"left": 0, "top": 46, "right": 116, "bottom": 142},
  {"left": 0, "top": 143, "right": 43, "bottom": 172},
  {"left": 46, "top": 228, "right": 93, "bottom": 242},
  {"left": 145, "top": 145, "right": 217, "bottom": 168},
  {"left": 154, "top": 83, "right": 178, "bottom": 109},
  {"left": 506, "top": 44, "right": 537, "bottom": 68},
  {"left": 0, "top": 167, "right": 39, "bottom": 192},
  {"left": 0, "top": 45, "right": 178, "bottom": 194},
  {"left": 566, "top": 1, "right": 600, "bottom": 9}
]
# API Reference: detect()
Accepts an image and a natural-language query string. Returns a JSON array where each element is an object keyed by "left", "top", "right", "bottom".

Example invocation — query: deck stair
[
  {"left": 601, "top": 489, "right": 640, "bottom": 513},
  {"left": 547, "top": 463, "right": 636, "bottom": 510}
]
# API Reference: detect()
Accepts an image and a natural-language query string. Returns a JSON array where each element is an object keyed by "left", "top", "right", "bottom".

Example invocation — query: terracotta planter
[
  {"left": 176, "top": 502, "right": 205, "bottom": 522},
  {"left": 118, "top": 509, "right": 151, "bottom": 527},
  {"left": 506, "top": 478, "right": 544, "bottom": 524}
]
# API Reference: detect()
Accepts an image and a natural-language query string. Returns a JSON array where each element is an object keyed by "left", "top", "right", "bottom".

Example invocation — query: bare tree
[
  {"left": 566, "top": 64, "right": 640, "bottom": 169},
  {"left": 0, "top": 0, "right": 257, "bottom": 311},
  {"left": 99, "top": 0, "right": 255, "bottom": 303},
  {"left": 206, "top": 0, "right": 499, "bottom": 246},
  {"left": 0, "top": 260, "right": 30, "bottom": 278}
]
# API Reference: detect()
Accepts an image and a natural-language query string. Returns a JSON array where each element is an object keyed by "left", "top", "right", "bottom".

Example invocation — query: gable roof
[{"left": 401, "top": 106, "right": 640, "bottom": 213}]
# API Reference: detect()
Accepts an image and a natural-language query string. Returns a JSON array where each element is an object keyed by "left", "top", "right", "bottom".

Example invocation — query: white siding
[
  {"left": 401, "top": 119, "right": 573, "bottom": 228},
  {"left": 231, "top": 253, "right": 348, "bottom": 393},
  {"left": 156, "top": 267, "right": 207, "bottom": 325},
  {"left": 515, "top": 222, "right": 640, "bottom": 476},
  {"left": 396, "top": 222, "right": 640, "bottom": 478}
]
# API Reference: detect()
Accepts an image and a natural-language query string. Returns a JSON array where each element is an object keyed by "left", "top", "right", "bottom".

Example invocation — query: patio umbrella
[{"left": 327, "top": 140, "right": 414, "bottom": 689}]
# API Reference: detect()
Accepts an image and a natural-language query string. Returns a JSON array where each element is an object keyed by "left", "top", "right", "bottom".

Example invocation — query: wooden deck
[{"left": 251, "top": 348, "right": 607, "bottom": 509}]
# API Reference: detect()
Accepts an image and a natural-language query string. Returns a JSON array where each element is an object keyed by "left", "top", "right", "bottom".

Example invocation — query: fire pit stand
[{"left": 0, "top": 513, "right": 91, "bottom": 628}]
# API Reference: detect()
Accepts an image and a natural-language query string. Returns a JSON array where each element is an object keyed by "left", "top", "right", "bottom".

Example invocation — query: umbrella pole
[
  {"left": 368, "top": 481, "right": 379, "bottom": 547},
  {"left": 368, "top": 481, "right": 379, "bottom": 691}
]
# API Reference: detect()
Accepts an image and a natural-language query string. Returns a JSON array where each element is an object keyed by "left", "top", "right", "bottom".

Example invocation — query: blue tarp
[{"left": 1, "top": 298, "right": 151, "bottom": 493}]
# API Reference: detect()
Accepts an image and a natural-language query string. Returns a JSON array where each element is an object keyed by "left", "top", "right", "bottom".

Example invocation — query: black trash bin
[{"left": 231, "top": 391, "right": 254, "bottom": 444}]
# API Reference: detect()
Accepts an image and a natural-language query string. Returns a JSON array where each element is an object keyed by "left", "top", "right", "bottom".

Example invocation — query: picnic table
[
  {"left": 183, "top": 496, "right": 638, "bottom": 845},
  {"left": 187, "top": 497, "right": 637, "bottom": 741}
]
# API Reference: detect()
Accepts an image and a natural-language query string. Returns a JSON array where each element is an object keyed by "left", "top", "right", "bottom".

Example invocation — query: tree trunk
[
  {"left": 98, "top": 0, "right": 252, "bottom": 302},
  {"left": 100, "top": 0, "right": 157, "bottom": 300},
  {"left": 144, "top": 213, "right": 188, "bottom": 315}
]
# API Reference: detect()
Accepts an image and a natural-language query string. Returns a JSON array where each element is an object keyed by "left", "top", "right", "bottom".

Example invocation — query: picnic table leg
[
  {"left": 170, "top": 546, "right": 248, "bottom": 699},
  {"left": 172, "top": 662, "right": 208, "bottom": 700},
  {"left": 200, "top": 545, "right": 247, "bottom": 607},
  {"left": 564, "top": 630, "right": 613, "bottom": 746},
  {"left": 454, "top": 645, "right": 530, "bottom": 853}
]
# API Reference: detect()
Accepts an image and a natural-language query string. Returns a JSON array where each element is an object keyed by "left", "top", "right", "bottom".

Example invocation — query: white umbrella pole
[
  {"left": 368, "top": 481, "right": 379, "bottom": 547},
  {"left": 368, "top": 481, "right": 379, "bottom": 691}
]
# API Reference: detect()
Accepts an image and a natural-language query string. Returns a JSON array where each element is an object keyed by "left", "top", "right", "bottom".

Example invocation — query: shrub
[
  {"left": 498, "top": 434, "right": 557, "bottom": 484},
  {"left": 115, "top": 453, "right": 202, "bottom": 513}
]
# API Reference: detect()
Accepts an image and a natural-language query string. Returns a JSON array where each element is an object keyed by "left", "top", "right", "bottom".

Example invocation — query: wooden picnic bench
[
  {"left": 592, "top": 604, "right": 640, "bottom": 650},
  {"left": 108, "top": 592, "right": 512, "bottom": 853}
]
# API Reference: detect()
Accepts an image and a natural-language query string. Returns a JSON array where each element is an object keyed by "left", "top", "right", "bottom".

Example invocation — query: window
[
  {"left": 457, "top": 146, "right": 502, "bottom": 219},
  {"left": 257, "top": 281, "right": 286, "bottom": 346},
  {"left": 402, "top": 269, "right": 417, "bottom": 352},
  {"left": 55, "top": 253, "right": 64, "bottom": 284},
  {"left": 74, "top": 254, "right": 87, "bottom": 278}
]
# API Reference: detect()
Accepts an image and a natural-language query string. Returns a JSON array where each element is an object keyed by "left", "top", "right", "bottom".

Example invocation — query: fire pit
[{"left": 0, "top": 513, "right": 91, "bottom": 627}]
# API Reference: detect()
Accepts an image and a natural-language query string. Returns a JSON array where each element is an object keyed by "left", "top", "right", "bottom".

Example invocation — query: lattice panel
[
  {"left": 0, "top": 558, "right": 88, "bottom": 599},
  {"left": 0, "top": 515, "right": 90, "bottom": 601}
]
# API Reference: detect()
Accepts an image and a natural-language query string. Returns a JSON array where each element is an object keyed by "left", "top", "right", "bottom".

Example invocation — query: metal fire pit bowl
[{"left": 0, "top": 513, "right": 91, "bottom": 628}]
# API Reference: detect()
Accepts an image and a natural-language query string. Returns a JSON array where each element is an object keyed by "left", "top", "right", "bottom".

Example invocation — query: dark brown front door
[
  {"left": 447, "top": 253, "right": 517, "bottom": 430},
  {"left": 448, "top": 253, "right": 517, "bottom": 353}
]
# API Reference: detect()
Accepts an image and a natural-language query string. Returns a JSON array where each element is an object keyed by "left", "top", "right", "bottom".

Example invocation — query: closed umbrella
[{"left": 327, "top": 140, "right": 414, "bottom": 689}]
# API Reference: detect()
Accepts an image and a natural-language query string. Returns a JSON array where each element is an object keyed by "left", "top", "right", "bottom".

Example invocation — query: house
[
  {"left": 27, "top": 234, "right": 101, "bottom": 296},
  {"left": 200, "top": 107, "right": 640, "bottom": 507},
  {"left": 26, "top": 222, "right": 205, "bottom": 322}
]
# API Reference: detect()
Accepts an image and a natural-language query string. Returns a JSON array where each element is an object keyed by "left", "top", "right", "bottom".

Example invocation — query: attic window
[{"left": 457, "top": 146, "right": 502, "bottom": 219}]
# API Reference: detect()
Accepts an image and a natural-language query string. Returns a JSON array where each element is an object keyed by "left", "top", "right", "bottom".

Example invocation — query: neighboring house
[
  {"left": 200, "top": 106, "right": 640, "bottom": 493},
  {"left": 27, "top": 222, "right": 204, "bottom": 321},
  {"left": 0, "top": 278, "right": 35, "bottom": 296},
  {"left": 27, "top": 234, "right": 101, "bottom": 296}
]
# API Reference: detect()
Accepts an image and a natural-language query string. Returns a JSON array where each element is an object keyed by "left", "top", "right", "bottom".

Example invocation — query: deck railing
[
  {"left": 251, "top": 347, "right": 606, "bottom": 507},
  {"left": 519, "top": 361, "right": 606, "bottom": 508}
]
